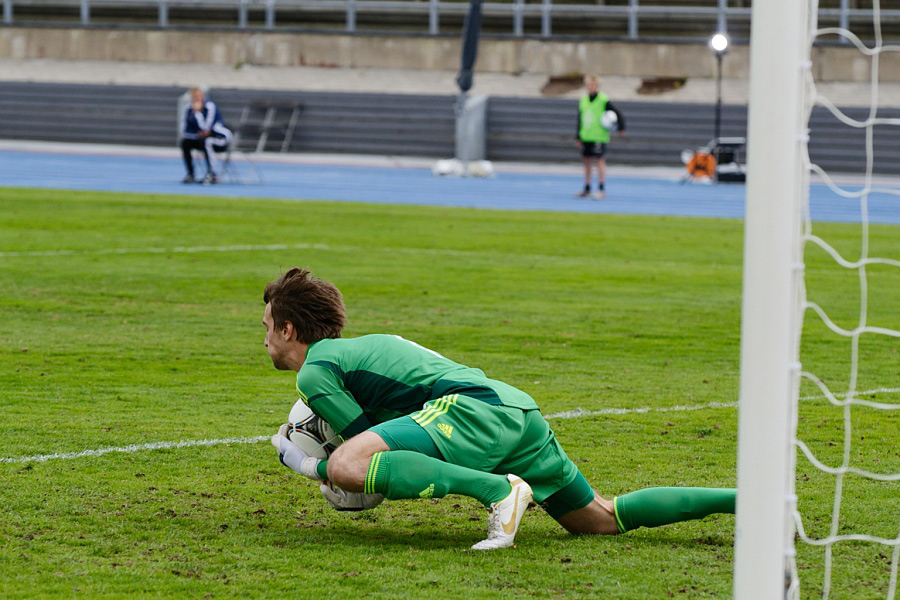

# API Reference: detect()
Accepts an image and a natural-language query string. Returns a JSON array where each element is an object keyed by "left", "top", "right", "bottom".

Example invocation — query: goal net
[{"left": 735, "top": 1, "right": 900, "bottom": 598}]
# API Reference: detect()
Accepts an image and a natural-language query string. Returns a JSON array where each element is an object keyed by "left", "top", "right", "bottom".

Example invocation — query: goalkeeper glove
[
  {"left": 320, "top": 481, "right": 385, "bottom": 511},
  {"left": 271, "top": 423, "right": 324, "bottom": 480}
]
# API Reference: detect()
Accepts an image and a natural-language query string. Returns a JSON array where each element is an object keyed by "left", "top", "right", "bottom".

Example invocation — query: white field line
[
  {"left": 0, "top": 242, "right": 595, "bottom": 263},
  {"left": 1, "top": 402, "right": 737, "bottom": 465},
  {"left": 543, "top": 401, "right": 738, "bottom": 420},
  {"left": 542, "top": 386, "right": 900, "bottom": 420},
  {"left": 0, "top": 242, "right": 741, "bottom": 272},
  {"left": 0, "top": 242, "right": 517, "bottom": 262},
  {"left": 0, "top": 435, "right": 269, "bottom": 464},
  {"left": 4, "top": 389, "right": 900, "bottom": 464},
  {"left": 0, "top": 243, "right": 332, "bottom": 258}
]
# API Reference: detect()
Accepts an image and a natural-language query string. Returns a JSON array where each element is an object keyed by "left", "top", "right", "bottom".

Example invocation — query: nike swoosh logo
[{"left": 501, "top": 481, "right": 523, "bottom": 534}]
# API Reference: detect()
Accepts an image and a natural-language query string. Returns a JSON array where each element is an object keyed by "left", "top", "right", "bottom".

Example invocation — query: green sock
[
  {"left": 365, "top": 451, "right": 511, "bottom": 507},
  {"left": 613, "top": 487, "right": 736, "bottom": 533}
]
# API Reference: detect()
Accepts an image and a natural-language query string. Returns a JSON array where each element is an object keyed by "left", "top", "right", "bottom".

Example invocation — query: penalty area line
[
  {"left": 1, "top": 402, "right": 738, "bottom": 464},
  {"left": 6, "top": 391, "right": 895, "bottom": 464},
  {"left": 0, "top": 243, "right": 332, "bottom": 258},
  {"left": 0, "top": 435, "right": 269, "bottom": 464},
  {"left": 544, "top": 401, "right": 738, "bottom": 420},
  {"left": 544, "top": 387, "right": 900, "bottom": 421}
]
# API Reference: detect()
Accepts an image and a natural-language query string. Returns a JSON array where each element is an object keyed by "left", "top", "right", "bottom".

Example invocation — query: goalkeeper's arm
[
  {"left": 271, "top": 424, "right": 327, "bottom": 480},
  {"left": 271, "top": 427, "right": 382, "bottom": 510}
]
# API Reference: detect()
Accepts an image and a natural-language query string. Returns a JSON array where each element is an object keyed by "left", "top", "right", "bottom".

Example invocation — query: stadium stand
[
  {"left": 1, "top": 81, "right": 899, "bottom": 174},
  {"left": 6, "top": 0, "right": 896, "bottom": 43},
  {"left": 0, "top": 82, "right": 457, "bottom": 158},
  {"left": 0, "top": 0, "right": 753, "bottom": 40},
  {"left": 0, "top": 82, "right": 184, "bottom": 147},
  {"left": 486, "top": 97, "right": 746, "bottom": 167}
]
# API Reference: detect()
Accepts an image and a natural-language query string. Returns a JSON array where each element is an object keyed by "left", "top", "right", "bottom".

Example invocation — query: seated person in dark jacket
[{"left": 181, "top": 87, "right": 232, "bottom": 184}]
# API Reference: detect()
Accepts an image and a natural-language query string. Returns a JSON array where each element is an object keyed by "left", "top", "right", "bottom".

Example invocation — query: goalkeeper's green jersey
[{"left": 295, "top": 334, "right": 539, "bottom": 438}]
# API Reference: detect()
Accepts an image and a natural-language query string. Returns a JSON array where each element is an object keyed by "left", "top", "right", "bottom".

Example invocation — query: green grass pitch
[{"left": 1, "top": 187, "right": 897, "bottom": 598}]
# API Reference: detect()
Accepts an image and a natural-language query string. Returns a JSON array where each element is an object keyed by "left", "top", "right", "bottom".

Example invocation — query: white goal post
[{"left": 734, "top": 0, "right": 812, "bottom": 597}]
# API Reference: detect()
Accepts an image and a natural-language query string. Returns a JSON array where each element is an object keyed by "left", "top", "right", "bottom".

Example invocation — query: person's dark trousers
[{"left": 180, "top": 137, "right": 211, "bottom": 178}]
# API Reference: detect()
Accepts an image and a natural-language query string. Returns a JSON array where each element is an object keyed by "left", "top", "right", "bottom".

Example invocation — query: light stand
[
  {"left": 709, "top": 32, "right": 730, "bottom": 181},
  {"left": 715, "top": 50, "right": 723, "bottom": 143}
]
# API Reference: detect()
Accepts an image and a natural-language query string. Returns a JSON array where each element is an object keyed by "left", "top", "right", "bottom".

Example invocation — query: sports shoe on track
[
  {"left": 575, "top": 189, "right": 591, "bottom": 198},
  {"left": 471, "top": 474, "right": 533, "bottom": 550},
  {"left": 182, "top": 175, "right": 195, "bottom": 184},
  {"left": 202, "top": 173, "right": 219, "bottom": 184},
  {"left": 591, "top": 190, "right": 606, "bottom": 200}
]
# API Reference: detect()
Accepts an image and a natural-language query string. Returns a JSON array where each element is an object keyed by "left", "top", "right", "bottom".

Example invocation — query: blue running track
[{"left": 2, "top": 142, "right": 898, "bottom": 224}]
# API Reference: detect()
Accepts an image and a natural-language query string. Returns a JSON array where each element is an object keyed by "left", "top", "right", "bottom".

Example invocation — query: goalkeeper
[{"left": 264, "top": 267, "right": 735, "bottom": 550}]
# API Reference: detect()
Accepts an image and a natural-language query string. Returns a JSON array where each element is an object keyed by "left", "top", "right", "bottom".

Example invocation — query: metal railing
[{"left": 3, "top": 0, "right": 899, "bottom": 41}]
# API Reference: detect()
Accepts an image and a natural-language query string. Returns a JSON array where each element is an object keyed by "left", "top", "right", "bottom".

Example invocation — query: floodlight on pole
[
  {"left": 710, "top": 32, "right": 730, "bottom": 54},
  {"left": 710, "top": 32, "right": 730, "bottom": 181}
]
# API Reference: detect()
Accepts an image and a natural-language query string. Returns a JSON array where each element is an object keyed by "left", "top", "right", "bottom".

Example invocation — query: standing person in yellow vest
[{"left": 575, "top": 75, "right": 626, "bottom": 199}]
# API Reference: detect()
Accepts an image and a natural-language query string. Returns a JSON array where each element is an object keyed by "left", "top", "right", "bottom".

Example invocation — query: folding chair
[
  {"left": 237, "top": 100, "right": 303, "bottom": 153},
  {"left": 220, "top": 143, "right": 263, "bottom": 185},
  {"left": 222, "top": 99, "right": 303, "bottom": 184}
]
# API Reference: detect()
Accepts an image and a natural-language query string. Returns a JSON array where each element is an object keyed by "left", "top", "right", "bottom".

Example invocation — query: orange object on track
[{"left": 687, "top": 152, "right": 716, "bottom": 178}]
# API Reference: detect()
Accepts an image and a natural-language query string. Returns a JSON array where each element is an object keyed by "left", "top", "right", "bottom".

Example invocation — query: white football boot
[{"left": 471, "top": 474, "right": 533, "bottom": 550}]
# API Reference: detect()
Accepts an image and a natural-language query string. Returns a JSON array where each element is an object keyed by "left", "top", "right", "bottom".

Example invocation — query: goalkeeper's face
[{"left": 263, "top": 302, "right": 296, "bottom": 371}]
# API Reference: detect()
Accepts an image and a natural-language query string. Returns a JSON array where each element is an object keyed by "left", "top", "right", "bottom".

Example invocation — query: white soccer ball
[
  {"left": 601, "top": 110, "right": 618, "bottom": 131},
  {"left": 287, "top": 399, "right": 340, "bottom": 459},
  {"left": 432, "top": 158, "right": 465, "bottom": 176},
  {"left": 466, "top": 160, "right": 494, "bottom": 178}
]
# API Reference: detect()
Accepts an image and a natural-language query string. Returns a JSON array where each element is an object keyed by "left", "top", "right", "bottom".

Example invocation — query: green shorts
[{"left": 369, "top": 394, "right": 593, "bottom": 517}]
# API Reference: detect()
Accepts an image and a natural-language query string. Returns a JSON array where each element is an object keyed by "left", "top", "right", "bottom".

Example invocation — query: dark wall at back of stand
[{"left": 1, "top": 81, "right": 897, "bottom": 175}]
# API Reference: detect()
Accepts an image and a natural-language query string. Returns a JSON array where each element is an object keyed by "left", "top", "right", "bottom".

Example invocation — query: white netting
[{"left": 791, "top": 2, "right": 900, "bottom": 597}]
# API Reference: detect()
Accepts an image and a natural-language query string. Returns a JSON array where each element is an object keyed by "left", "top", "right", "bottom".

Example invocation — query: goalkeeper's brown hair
[{"left": 263, "top": 267, "right": 346, "bottom": 344}]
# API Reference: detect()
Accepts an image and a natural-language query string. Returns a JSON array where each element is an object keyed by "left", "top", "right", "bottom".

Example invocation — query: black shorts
[{"left": 580, "top": 142, "right": 607, "bottom": 158}]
